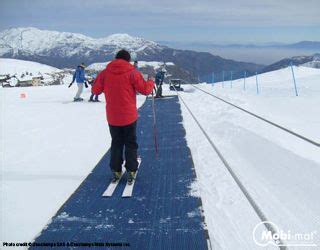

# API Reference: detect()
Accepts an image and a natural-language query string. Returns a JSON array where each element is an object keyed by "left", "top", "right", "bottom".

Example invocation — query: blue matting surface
[{"left": 31, "top": 96, "right": 208, "bottom": 250}]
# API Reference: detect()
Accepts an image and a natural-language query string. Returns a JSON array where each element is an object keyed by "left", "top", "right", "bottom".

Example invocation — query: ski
[
  {"left": 122, "top": 157, "right": 142, "bottom": 198},
  {"left": 102, "top": 162, "right": 126, "bottom": 197}
]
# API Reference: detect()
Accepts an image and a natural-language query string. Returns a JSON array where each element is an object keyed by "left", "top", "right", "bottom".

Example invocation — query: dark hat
[{"left": 115, "top": 49, "right": 131, "bottom": 62}]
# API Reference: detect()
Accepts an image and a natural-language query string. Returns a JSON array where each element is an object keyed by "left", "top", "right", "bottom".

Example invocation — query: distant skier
[
  {"left": 92, "top": 49, "right": 154, "bottom": 184},
  {"left": 88, "top": 73, "right": 100, "bottom": 102},
  {"left": 155, "top": 68, "right": 165, "bottom": 98},
  {"left": 133, "top": 60, "right": 139, "bottom": 69},
  {"left": 68, "top": 63, "right": 87, "bottom": 102}
]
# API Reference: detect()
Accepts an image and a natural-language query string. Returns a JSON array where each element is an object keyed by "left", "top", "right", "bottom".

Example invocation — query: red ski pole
[{"left": 151, "top": 91, "right": 158, "bottom": 159}]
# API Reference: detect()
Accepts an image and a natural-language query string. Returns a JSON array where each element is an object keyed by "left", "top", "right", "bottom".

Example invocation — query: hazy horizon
[{"left": 157, "top": 40, "right": 320, "bottom": 64}]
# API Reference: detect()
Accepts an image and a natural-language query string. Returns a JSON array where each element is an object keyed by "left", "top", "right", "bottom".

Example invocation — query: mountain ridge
[
  {"left": 0, "top": 27, "right": 264, "bottom": 82},
  {"left": 262, "top": 54, "right": 320, "bottom": 72}
]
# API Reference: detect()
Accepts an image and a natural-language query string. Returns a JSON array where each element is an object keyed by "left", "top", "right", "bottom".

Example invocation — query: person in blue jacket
[
  {"left": 68, "top": 63, "right": 87, "bottom": 101},
  {"left": 155, "top": 69, "right": 165, "bottom": 98}
]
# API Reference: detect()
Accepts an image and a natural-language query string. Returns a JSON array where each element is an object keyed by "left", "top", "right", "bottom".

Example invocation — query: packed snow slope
[
  {"left": 209, "top": 66, "right": 320, "bottom": 142},
  {"left": 1, "top": 65, "right": 319, "bottom": 249}
]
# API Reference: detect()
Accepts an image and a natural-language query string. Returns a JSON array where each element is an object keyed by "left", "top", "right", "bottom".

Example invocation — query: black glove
[
  {"left": 84, "top": 81, "right": 88, "bottom": 88},
  {"left": 68, "top": 83, "right": 73, "bottom": 88}
]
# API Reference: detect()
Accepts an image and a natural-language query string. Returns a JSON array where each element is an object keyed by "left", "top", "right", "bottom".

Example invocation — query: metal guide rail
[
  {"left": 172, "top": 85, "right": 287, "bottom": 249},
  {"left": 191, "top": 84, "right": 320, "bottom": 147}
]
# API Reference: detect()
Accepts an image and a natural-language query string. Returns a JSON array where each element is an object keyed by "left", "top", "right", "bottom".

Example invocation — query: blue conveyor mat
[{"left": 31, "top": 96, "right": 209, "bottom": 250}]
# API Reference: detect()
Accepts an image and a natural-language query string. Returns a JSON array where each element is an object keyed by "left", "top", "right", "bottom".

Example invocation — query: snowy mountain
[
  {"left": 261, "top": 53, "right": 320, "bottom": 72},
  {"left": 0, "top": 27, "right": 161, "bottom": 58},
  {"left": 0, "top": 27, "right": 168, "bottom": 70},
  {"left": 0, "top": 27, "right": 263, "bottom": 81},
  {"left": 301, "top": 54, "right": 320, "bottom": 68}
]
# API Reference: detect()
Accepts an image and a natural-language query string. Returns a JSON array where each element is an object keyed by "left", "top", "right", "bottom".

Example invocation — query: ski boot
[
  {"left": 74, "top": 97, "right": 84, "bottom": 102},
  {"left": 127, "top": 171, "right": 136, "bottom": 185},
  {"left": 111, "top": 171, "right": 122, "bottom": 183}
]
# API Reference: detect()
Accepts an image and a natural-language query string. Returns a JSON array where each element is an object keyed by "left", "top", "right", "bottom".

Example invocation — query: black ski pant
[
  {"left": 108, "top": 121, "right": 138, "bottom": 173},
  {"left": 89, "top": 93, "right": 99, "bottom": 101},
  {"left": 156, "top": 83, "right": 162, "bottom": 97}
]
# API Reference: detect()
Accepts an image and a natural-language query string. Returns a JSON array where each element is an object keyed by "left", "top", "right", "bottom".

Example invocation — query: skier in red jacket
[{"left": 92, "top": 50, "right": 154, "bottom": 183}]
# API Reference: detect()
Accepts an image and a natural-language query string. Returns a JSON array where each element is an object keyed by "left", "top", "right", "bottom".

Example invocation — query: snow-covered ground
[
  {"left": 0, "top": 85, "right": 146, "bottom": 244},
  {"left": 176, "top": 66, "right": 320, "bottom": 249},
  {"left": 209, "top": 66, "right": 320, "bottom": 142},
  {"left": 1, "top": 65, "right": 320, "bottom": 249}
]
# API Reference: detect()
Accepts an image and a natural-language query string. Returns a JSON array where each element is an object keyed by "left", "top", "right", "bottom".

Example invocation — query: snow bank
[{"left": 0, "top": 58, "right": 61, "bottom": 76}]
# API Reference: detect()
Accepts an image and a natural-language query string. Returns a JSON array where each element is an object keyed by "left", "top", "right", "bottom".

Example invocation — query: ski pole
[{"left": 151, "top": 91, "right": 159, "bottom": 159}]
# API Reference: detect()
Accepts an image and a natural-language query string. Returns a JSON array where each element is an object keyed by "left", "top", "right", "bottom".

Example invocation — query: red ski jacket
[{"left": 92, "top": 59, "right": 155, "bottom": 126}]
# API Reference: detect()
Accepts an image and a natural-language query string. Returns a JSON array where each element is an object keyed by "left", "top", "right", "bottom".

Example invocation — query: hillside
[
  {"left": 261, "top": 53, "right": 320, "bottom": 72},
  {"left": 0, "top": 58, "right": 71, "bottom": 87},
  {"left": 87, "top": 61, "right": 197, "bottom": 83}
]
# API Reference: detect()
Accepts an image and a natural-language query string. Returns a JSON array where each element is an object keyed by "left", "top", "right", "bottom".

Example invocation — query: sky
[{"left": 0, "top": 0, "right": 320, "bottom": 44}]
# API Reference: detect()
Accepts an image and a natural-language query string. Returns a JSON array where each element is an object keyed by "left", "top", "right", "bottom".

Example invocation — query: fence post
[
  {"left": 212, "top": 72, "right": 215, "bottom": 87},
  {"left": 290, "top": 62, "right": 299, "bottom": 96},
  {"left": 230, "top": 71, "right": 233, "bottom": 88},
  {"left": 222, "top": 71, "right": 225, "bottom": 88},
  {"left": 243, "top": 71, "right": 246, "bottom": 91},
  {"left": 255, "top": 72, "right": 259, "bottom": 95}
]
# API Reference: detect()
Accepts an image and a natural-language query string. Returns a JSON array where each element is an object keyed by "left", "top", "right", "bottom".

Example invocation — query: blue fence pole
[
  {"left": 222, "top": 71, "right": 225, "bottom": 88},
  {"left": 212, "top": 72, "right": 215, "bottom": 87},
  {"left": 230, "top": 71, "right": 233, "bottom": 88},
  {"left": 243, "top": 71, "right": 246, "bottom": 91},
  {"left": 255, "top": 72, "right": 259, "bottom": 95},
  {"left": 290, "top": 62, "right": 299, "bottom": 96}
]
